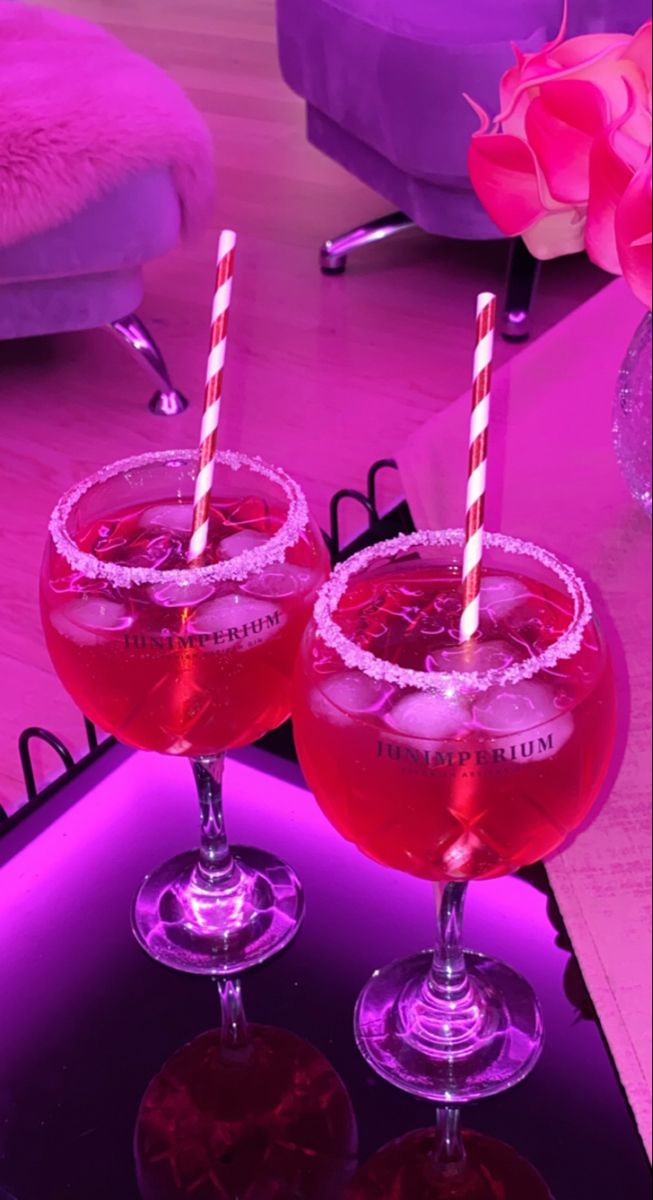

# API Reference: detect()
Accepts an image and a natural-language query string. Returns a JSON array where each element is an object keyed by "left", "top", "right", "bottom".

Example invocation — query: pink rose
[
  {"left": 616, "top": 152, "right": 652, "bottom": 308},
  {"left": 586, "top": 97, "right": 652, "bottom": 306},
  {"left": 468, "top": 14, "right": 652, "bottom": 278}
]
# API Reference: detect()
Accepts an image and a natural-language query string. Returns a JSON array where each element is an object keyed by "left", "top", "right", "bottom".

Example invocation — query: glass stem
[
  {"left": 428, "top": 882, "right": 472, "bottom": 1009},
  {"left": 218, "top": 977, "right": 250, "bottom": 1049},
  {"left": 412, "top": 882, "right": 481, "bottom": 1058},
  {"left": 192, "top": 755, "right": 236, "bottom": 887}
]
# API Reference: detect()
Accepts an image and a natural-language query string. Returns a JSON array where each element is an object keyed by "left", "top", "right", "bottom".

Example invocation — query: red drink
[
  {"left": 42, "top": 493, "right": 328, "bottom": 756},
  {"left": 294, "top": 559, "right": 615, "bottom": 882}
]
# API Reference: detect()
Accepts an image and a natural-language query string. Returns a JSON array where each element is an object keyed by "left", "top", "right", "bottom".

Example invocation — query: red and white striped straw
[
  {"left": 460, "top": 291, "right": 497, "bottom": 643},
  {"left": 188, "top": 230, "right": 237, "bottom": 566}
]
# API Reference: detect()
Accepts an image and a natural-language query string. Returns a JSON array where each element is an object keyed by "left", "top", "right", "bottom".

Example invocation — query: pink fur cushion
[{"left": 0, "top": 3, "right": 215, "bottom": 248}]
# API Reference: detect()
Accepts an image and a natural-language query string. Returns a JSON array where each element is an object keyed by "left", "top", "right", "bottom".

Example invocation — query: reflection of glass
[
  {"left": 346, "top": 1109, "right": 553, "bottom": 1199},
  {"left": 41, "top": 450, "right": 329, "bottom": 976},
  {"left": 135, "top": 981, "right": 358, "bottom": 1199},
  {"left": 293, "top": 531, "right": 616, "bottom": 1101}
]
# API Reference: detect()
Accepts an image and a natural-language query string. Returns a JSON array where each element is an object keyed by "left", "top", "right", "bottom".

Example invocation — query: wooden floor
[{"left": 1, "top": 0, "right": 606, "bottom": 814}]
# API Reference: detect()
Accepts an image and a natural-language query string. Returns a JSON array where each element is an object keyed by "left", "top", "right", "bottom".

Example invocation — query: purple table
[{"left": 0, "top": 743, "right": 649, "bottom": 1198}]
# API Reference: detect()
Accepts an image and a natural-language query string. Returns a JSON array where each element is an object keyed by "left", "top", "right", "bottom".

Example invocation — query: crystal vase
[{"left": 613, "top": 312, "right": 652, "bottom": 518}]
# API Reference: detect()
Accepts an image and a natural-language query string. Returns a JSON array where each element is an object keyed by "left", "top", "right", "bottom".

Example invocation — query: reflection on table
[
  {"left": 135, "top": 1021, "right": 358, "bottom": 1199},
  {"left": 346, "top": 1116, "right": 554, "bottom": 1200}
]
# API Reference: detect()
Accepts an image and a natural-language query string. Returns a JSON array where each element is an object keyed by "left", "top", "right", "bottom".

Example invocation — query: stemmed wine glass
[
  {"left": 41, "top": 449, "right": 329, "bottom": 976},
  {"left": 293, "top": 529, "right": 616, "bottom": 1101}
]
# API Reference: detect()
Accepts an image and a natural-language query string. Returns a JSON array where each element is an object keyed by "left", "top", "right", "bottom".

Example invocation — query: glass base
[
  {"left": 132, "top": 846, "right": 305, "bottom": 976},
  {"left": 347, "top": 1127, "right": 553, "bottom": 1199},
  {"left": 355, "top": 950, "right": 544, "bottom": 1103}
]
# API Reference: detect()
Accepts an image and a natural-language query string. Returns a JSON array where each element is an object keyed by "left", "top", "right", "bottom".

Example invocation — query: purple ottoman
[
  {"left": 0, "top": 1, "right": 215, "bottom": 414},
  {"left": 277, "top": 0, "right": 652, "bottom": 334},
  {"left": 0, "top": 168, "right": 186, "bottom": 415}
]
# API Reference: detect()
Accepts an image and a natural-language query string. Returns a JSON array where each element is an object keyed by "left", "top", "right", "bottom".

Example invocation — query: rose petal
[
  {"left": 616, "top": 155, "right": 653, "bottom": 308},
  {"left": 557, "top": 56, "right": 646, "bottom": 128},
  {"left": 500, "top": 39, "right": 640, "bottom": 135},
  {"left": 525, "top": 79, "right": 608, "bottom": 204},
  {"left": 522, "top": 208, "right": 587, "bottom": 260},
  {"left": 586, "top": 130, "right": 634, "bottom": 274},
  {"left": 624, "top": 20, "right": 652, "bottom": 95},
  {"left": 468, "top": 133, "right": 551, "bottom": 236},
  {"left": 500, "top": 60, "right": 528, "bottom": 134},
  {"left": 606, "top": 77, "right": 652, "bottom": 171},
  {"left": 498, "top": 3, "right": 570, "bottom": 135},
  {"left": 551, "top": 33, "right": 631, "bottom": 71},
  {"left": 463, "top": 93, "right": 491, "bottom": 135}
]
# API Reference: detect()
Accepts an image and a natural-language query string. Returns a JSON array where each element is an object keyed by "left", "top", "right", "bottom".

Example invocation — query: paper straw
[
  {"left": 188, "top": 230, "right": 237, "bottom": 566},
  {"left": 460, "top": 292, "right": 497, "bottom": 642}
]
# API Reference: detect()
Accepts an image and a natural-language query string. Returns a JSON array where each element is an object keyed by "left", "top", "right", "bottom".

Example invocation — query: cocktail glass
[
  {"left": 41, "top": 449, "right": 329, "bottom": 975},
  {"left": 293, "top": 530, "right": 615, "bottom": 1101}
]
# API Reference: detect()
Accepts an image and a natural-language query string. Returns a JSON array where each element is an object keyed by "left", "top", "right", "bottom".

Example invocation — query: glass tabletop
[{"left": 0, "top": 744, "right": 649, "bottom": 1199}]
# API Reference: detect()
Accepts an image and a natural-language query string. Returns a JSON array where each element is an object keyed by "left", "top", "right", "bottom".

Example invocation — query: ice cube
[
  {"left": 434, "top": 639, "right": 518, "bottom": 675},
  {"left": 49, "top": 596, "right": 132, "bottom": 646},
  {"left": 189, "top": 592, "right": 286, "bottom": 648},
  {"left": 386, "top": 691, "right": 469, "bottom": 740},
  {"left": 147, "top": 578, "right": 215, "bottom": 608},
  {"left": 140, "top": 503, "right": 193, "bottom": 533},
  {"left": 443, "top": 831, "right": 503, "bottom": 880},
  {"left": 480, "top": 574, "right": 531, "bottom": 618},
  {"left": 219, "top": 530, "right": 268, "bottom": 559},
  {"left": 309, "top": 672, "right": 393, "bottom": 728},
  {"left": 321, "top": 671, "right": 392, "bottom": 715},
  {"left": 473, "top": 678, "right": 573, "bottom": 758},
  {"left": 242, "top": 563, "right": 314, "bottom": 600}
]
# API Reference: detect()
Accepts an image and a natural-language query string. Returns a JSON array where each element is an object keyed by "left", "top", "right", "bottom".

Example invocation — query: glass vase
[{"left": 613, "top": 312, "right": 652, "bottom": 519}]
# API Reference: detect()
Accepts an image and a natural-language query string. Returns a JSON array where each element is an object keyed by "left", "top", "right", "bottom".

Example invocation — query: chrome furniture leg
[
  {"left": 502, "top": 238, "right": 542, "bottom": 342},
  {"left": 109, "top": 313, "right": 189, "bottom": 415},
  {"left": 320, "top": 211, "right": 416, "bottom": 274}
]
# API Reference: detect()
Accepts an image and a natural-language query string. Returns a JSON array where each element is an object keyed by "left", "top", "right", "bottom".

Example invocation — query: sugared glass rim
[
  {"left": 313, "top": 529, "right": 593, "bottom": 695},
  {"left": 49, "top": 449, "right": 310, "bottom": 589}
]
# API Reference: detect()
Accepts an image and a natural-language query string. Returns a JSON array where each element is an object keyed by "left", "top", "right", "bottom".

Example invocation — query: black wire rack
[{"left": 4, "top": 460, "right": 413, "bottom": 837}]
